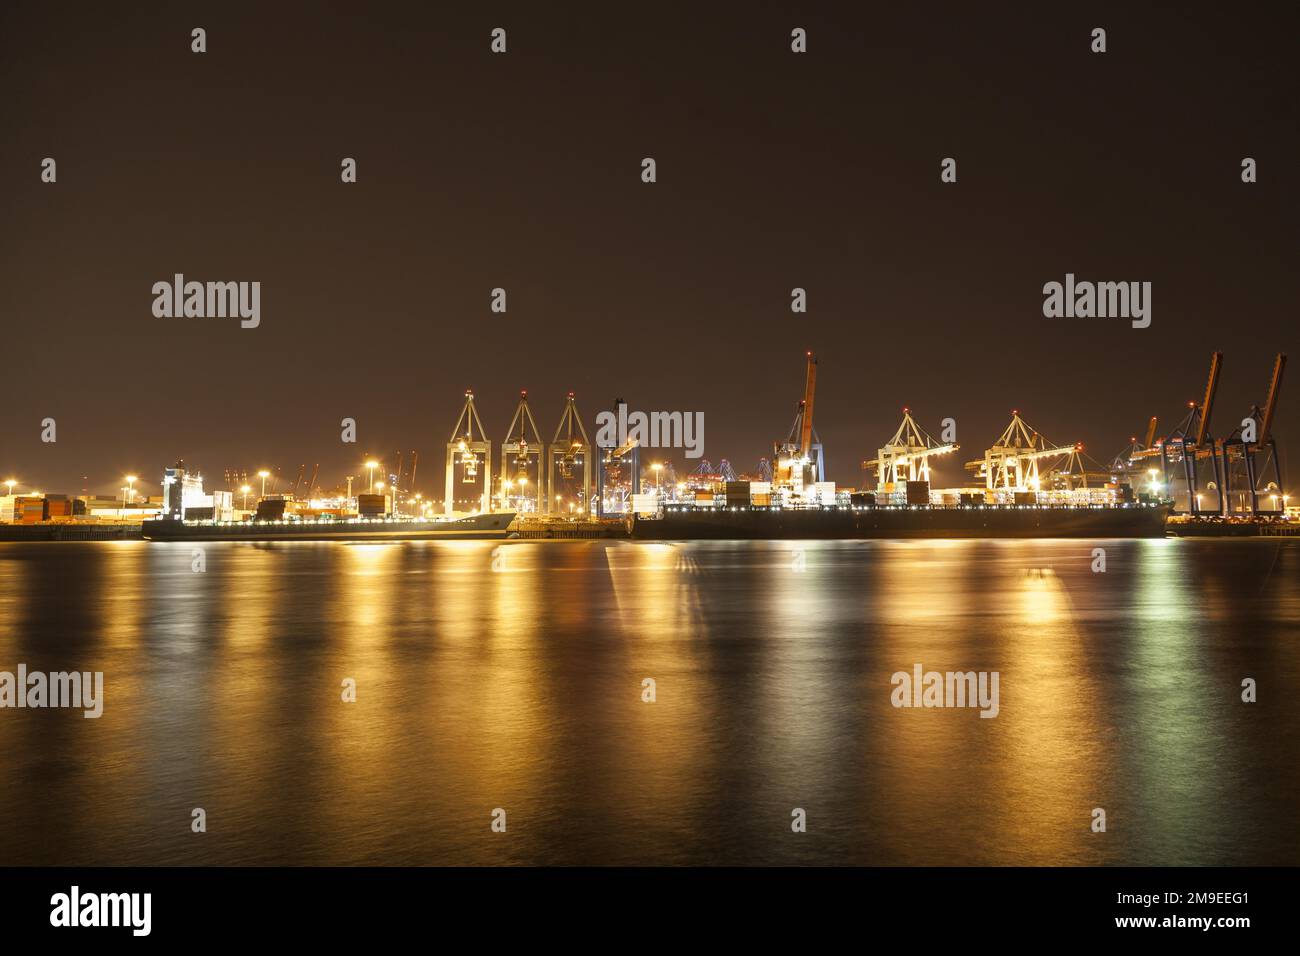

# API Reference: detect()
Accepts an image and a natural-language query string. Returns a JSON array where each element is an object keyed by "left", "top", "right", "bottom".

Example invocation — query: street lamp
[
  {"left": 4, "top": 479, "right": 15, "bottom": 496},
  {"left": 652, "top": 463, "right": 662, "bottom": 491},
  {"left": 365, "top": 460, "right": 379, "bottom": 493},
  {"left": 258, "top": 470, "right": 271, "bottom": 497},
  {"left": 240, "top": 485, "right": 251, "bottom": 511},
  {"left": 125, "top": 475, "right": 137, "bottom": 506}
]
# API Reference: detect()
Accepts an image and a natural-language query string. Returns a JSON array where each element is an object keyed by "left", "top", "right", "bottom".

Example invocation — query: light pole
[
  {"left": 125, "top": 475, "right": 137, "bottom": 507},
  {"left": 4, "top": 479, "right": 15, "bottom": 496},
  {"left": 258, "top": 470, "right": 271, "bottom": 497},
  {"left": 365, "top": 460, "right": 378, "bottom": 493},
  {"left": 653, "top": 463, "right": 662, "bottom": 492},
  {"left": 240, "top": 485, "right": 251, "bottom": 511}
]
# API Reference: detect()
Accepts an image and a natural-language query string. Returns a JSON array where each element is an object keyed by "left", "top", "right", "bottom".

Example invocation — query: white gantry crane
[
  {"left": 862, "top": 408, "right": 959, "bottom": 490},
  {"left": 444, "top": 390, "right": 492, "bottom": 515},
  {"left": 967, "top": 411, "right": 1076, "bottom": 492},
  {"left": 545, "top": 391, "right": 593, "bottom": 514},
  {"left": 501, "top": 389, "right": 545, "bottom": 513}
]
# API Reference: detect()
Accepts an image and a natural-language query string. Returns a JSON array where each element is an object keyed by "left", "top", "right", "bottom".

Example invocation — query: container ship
[
  {"left": 624, "top": 359, "right": 1173, "bottom": 539},
  {"left": 142, "top": 511, "right": 516, "bottom": 542},
  {"left": 632, "top": 503, "right": 1169, "bottom": 540}
]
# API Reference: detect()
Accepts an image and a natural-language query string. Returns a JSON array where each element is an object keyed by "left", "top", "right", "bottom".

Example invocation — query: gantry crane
[
  {"left": 1127, "top": 352, "right": 1225, "bottom": 512},
  {"left": 501, "top": 389, "right": 544, "bottom": 513},
  {"left": 444, "top": 390, "right": 492, "bottom": 515},
  {"left": 1050, "top": 445, "right": 1113, "bottom": 491},
  {"left": 406, "top": 453, "right": 418, "bottom": 513},
  {"left": 772, "top": 352, "right": 824, "bottom": 494},
  {"left": 595, "top": 397, "right": 640, "bottom": 517},
  {"left": 966, "top": 411, "right": 1076, "bottom": 492},
  {"left": 545, "top": 392, "right": 593, "bottom": 514},
  {"left": 1168, "top": 351, "right": 1224, "bottom": 513},
  {"left": 1222, "top": 352, "right": 1287, "bottom": 514},
  {"left": 862, "top": 407, "right": 959, "bottom": 491}
]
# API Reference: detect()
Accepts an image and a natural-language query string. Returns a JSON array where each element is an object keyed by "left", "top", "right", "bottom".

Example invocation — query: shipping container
[
  {"left": 256, "top": 498, "right": 289, "bottom": 520},
  {"left": 355, "top": 494, "right": 389, "bottom": 517},
  {"left": 630, "top": 493, "right": 660, "bottom": 515},
  {"left": 905, "top": 481, "right": 930, "bottom": 505},
  {"left": 43, "top": 500, "right": 73, "bottom": 518}
]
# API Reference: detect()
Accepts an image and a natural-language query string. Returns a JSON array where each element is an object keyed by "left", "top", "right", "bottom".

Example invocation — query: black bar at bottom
[{"left": 0, "top": 866, "right": 1282, "bottom": 941}]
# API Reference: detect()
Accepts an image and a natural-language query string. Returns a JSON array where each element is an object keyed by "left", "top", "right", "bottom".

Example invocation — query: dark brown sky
[{"left": 2, "top": 2, "right": 1296, "bottom": 496}]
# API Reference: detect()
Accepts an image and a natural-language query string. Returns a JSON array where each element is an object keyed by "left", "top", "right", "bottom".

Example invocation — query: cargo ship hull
[
  {"left": 633, "top": 505, "right": 1169, "bottom": 539},
  {"left": 142, "top": 512, "right": 516, "bottom": 542}
]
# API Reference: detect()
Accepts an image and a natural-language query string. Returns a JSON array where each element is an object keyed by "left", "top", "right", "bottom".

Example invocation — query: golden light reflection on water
[
  {"left": 993, "top": 547, "right": 1104, "bottom": 865},
  {"left": 595, "top": 540, "right": 727, "bottom": 852},
  {"left": 0, "top": 538, "right": 1296, "bottom": 865}
]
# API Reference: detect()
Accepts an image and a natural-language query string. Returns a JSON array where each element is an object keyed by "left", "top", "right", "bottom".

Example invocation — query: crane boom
[
  {"left": 1143, "top": 415, "right": 1158, "bottom": 449},
  {"left": 799, "top": 352, "right": 817, "bottom": 458},
  {"left": 1260, "top": 352, "right": 1287, "bottom": 444},
  {"left": 1194, "top": 352, "right": 1223, "bottom": 447}
]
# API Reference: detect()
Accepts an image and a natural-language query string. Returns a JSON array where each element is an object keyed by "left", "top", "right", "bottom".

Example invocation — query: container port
[{"left": 2, "top": 351, "right": 1289, "bottom": 542}]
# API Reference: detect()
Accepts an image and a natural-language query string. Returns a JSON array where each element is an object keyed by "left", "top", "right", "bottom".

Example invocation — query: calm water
[{"left": 0, "top": 538, "right": 1297, "bottom": 866}]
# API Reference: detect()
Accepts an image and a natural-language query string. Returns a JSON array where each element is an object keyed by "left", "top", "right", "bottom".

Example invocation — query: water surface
[{"left": 0, "top": 538, "right": 1295, "bottom": 865}]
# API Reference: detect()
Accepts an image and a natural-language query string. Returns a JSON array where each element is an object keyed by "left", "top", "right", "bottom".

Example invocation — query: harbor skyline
[{"left": 2, "top": 350, "right": 1291, "bottom": 501}]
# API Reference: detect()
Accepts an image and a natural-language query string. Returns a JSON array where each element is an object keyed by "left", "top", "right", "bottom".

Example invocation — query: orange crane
[
  {"left": 799, "top": 352, "right": 817, "bottom": 461},
  {"left": 1194, "top": 352, "right": 1223, "bottom": 448},
  {"left": 772, "top": 352, "right": 824, "bottom": 493},
  {"left": 1223, "top": 352, "right": 1287, "bottom": 514},
  {"left": 1143, "top": 415, "right": 1159, "bottom": 451},
  {"left": 1128, "top": 352, "right": 1223, "bottom": 512}
]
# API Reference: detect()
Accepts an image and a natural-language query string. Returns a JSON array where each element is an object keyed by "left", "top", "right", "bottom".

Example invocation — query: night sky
[{"left": 2, "top": 2, "right": 1295, "bottom": 497}]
